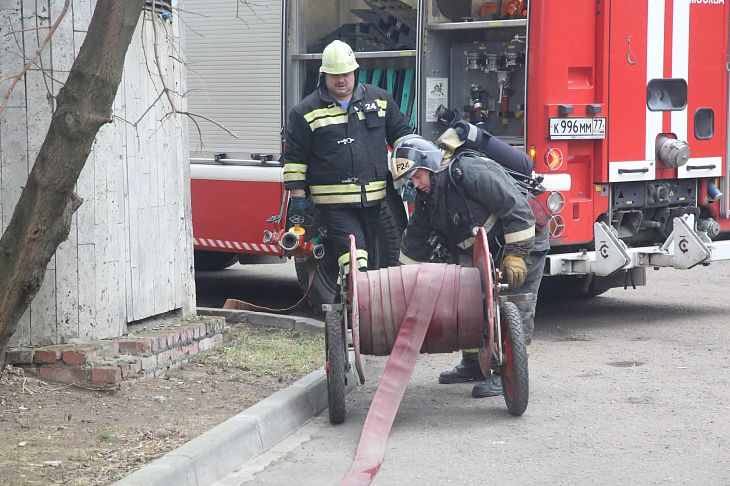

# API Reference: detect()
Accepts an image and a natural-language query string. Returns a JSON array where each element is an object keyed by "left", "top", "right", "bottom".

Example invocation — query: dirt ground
[{"left": 0, "top": 323, "right": 324, "bottom": 486}]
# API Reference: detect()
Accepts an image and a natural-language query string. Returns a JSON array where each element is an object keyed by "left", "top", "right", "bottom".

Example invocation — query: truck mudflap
[{"left": 545, "top": 215, "right": 730, "bottom": 277}]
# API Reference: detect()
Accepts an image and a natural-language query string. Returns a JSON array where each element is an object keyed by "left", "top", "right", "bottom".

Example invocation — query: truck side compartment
[{"left": 185, "top": 0, "right": 285, "bottom": 258}]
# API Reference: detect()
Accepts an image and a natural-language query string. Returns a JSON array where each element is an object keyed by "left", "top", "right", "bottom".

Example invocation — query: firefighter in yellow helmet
[{"left": 283, "top": 40, "right": 412, "bottom": 279}]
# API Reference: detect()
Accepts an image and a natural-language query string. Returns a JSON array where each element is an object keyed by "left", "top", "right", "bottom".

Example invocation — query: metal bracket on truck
[{"left": 545, "top": 215, "right": 730, "bottom": 277}]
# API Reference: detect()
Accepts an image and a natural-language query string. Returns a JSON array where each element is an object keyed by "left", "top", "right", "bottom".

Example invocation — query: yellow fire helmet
[{"left": 320, "top": 40, "right": 360, "bottom": 74}]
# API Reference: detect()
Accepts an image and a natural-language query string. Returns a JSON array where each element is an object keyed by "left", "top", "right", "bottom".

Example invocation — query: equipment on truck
[
  {"left": 418, "top": 0, "right": 730, "bottom": 300},
  {"left": 317, "top": 0, "right": 417, "bottom": 52},
  {"left": 263, "top": 226, "right": 325, "bottom": 260}
]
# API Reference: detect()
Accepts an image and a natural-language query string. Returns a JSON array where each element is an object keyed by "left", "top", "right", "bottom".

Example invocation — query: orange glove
[{"left": 501, "top": 254, "right": 527, "bottom": 289}]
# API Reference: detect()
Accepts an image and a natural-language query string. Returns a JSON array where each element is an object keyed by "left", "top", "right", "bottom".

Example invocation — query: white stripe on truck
[{"left": 190, "top": 163, "right": 283, "bottom": 183}]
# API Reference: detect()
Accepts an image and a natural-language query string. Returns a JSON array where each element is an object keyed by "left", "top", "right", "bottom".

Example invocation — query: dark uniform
[
  {"left": 284, "top": 83, "right": 412, "bottom": 271},
  {"left": 399, "top": 151, "right": 549, "bottom": 345}
]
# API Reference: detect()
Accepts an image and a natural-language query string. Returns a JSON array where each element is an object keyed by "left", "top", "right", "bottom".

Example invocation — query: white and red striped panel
[
  {"left": 193, "top": 237, "right": 281, "bottom": 255},
  {"left": 608, "top": 0, "right": 727, "bottom": 181},
  {"left": 190, "top": 166, "right": 286, "bottom": 258}
]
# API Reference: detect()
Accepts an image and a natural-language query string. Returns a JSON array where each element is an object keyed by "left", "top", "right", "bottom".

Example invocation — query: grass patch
[
  {"left": 67, "top": 450, "right": 88, "bottom": 462},
  {"left": 97, "top": 431, "right": 119, "bottom": 443},
  {"left": 193, "top": 323, "right": 324, "bottom": 379}
]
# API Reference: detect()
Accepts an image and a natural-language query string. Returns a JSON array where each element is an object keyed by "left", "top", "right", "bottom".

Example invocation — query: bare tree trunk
[{"left": 0, "top": 0, "right": 146, "bottom": 369}]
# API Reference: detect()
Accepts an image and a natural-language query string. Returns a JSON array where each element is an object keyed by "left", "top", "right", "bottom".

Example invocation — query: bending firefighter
[
  {"left": 283, "top": 40, "right": 412, "bottom": 280},
  {"left": 391, "top": 132, "right": 548, "bottom": 398}
]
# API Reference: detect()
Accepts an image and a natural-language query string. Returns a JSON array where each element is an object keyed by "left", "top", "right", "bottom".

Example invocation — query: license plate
[{"left": 549, "top": 117, "right": 606, "bottom": 140}]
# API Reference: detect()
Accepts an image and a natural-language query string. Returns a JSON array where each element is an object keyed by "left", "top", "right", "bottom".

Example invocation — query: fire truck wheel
[
  {"left": 294, "top": 256, "right": 339, "bottom": 313},
  {"left": 325, "top": 309, "right": 347, "bottom": 424},
  {"left": 294, "top": 192, "right": 406, "bottom": 311},
  {"left": 193, "top": 250, "right": 239, "bottom": 271},
  {"left": 500, "top": 301, "right": 529, "bottom": 417},
  {"left": 537, "top": 275, "right": 609, "bottom": 301}
]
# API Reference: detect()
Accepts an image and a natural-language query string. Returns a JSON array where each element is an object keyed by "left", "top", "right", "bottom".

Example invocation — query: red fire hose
[
  {"left": 338, "top": 229, "right": 509, "bottom": 485},
  {"left": 357, "top": 265, "right": 485, "bottom": 355},
  {"left": 341, "top": 262, "right": 447, "bottom": 484}
]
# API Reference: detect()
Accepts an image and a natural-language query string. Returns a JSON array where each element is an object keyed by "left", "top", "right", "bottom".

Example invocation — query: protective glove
[
  {"left": 287, "top": 195, "right": 315, "bottom": 233},
  {"left": 501, "top": 253, "right": 527, "bottom": 290}
]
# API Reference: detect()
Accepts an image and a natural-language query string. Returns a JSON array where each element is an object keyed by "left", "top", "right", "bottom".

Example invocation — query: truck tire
[
  {"left": 193, "top": 250, "right": 239, "bottom": 271},
  {"left": 537, "top": 275, "right": 609, "bottom": 301},
  {"left": 294, "top": 254, "right": 339, "bottom": 312},
  {"left": 295, "top": 191, "right": 407, "bottom": 312}
]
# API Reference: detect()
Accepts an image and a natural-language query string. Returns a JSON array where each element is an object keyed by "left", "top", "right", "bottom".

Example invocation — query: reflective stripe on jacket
[{"left": 283, "top": 83, "right": 412, "bottom": 206}]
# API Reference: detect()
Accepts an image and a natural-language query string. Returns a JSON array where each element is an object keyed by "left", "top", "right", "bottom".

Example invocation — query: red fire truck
[{"left": 186, "top": 0, "right": 730, "bottom": 306}]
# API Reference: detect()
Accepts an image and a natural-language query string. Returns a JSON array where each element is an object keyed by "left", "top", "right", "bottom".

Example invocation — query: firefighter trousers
[
  {"left": 462, "top": 246, "right": 548, "bottom": 365},
  {"left": 316, "top": 204, "right": 381, "bottom": 274},
  {"left": 502, "top": 247, "right": 548, "bottom": 345}
]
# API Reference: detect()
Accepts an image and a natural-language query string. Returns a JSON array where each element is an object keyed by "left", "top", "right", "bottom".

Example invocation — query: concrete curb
[
  {"left": 115, "top": 369, "right": 328, "bottom": 486},
  {"left": 115, "top": 308, "right": 356, "bottom": 486}
]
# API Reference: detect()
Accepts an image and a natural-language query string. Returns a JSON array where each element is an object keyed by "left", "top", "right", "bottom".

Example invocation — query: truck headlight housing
[{"left": 546, "top": 191, "right": 565, "bottom": 214}]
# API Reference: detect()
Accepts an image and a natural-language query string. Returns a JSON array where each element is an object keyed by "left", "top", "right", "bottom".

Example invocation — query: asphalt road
[{"left": 200, "top": 260, "right": 730, "bottom": 486}]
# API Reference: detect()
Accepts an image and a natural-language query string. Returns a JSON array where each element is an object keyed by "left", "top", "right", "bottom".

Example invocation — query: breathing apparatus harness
[
  {"left": 423, "top": 153, "right": 485, "bottom": 263},
  {"left": 429, "top": 143, "right": 543, "bottom": 263}
]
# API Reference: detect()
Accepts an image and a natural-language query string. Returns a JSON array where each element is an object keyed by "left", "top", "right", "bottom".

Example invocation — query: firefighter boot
[
  {"left": 438, "top": 352, "right": 485, "bottom": 384},
  {"left": 471, "top": 371, "right": 503, "bottom": 398}
]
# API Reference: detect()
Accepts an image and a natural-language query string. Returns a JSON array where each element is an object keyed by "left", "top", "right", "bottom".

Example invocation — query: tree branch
[
  {"left": 143, "top": 10, "right": 237, "bottom": 144},
  {"left": 0, "top": 0, "right": 70, "bottom": 115},
  {"left": 2, "top": 25, "right": 50, "bottom": 37}
]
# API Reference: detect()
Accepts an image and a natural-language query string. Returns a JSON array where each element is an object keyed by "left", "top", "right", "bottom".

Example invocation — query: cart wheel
[
  {"left": 499, "top": 301, "right": 529, "bottom": 416},
  {"left": 325, "top": 309, "right": 347, "bottom": 424}
]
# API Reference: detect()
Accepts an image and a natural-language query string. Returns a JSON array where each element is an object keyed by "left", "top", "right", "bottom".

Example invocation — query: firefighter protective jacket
[
  {"left": 283, "top": 83, "right": 412, "bottom": 206},
  {"left": 400, "top": 153, "right": 538, "bottom": 264}
]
